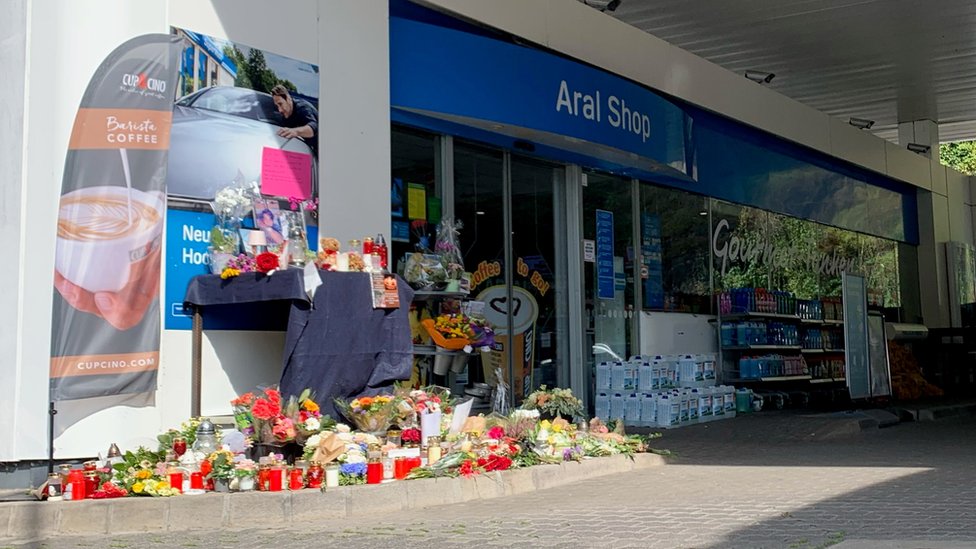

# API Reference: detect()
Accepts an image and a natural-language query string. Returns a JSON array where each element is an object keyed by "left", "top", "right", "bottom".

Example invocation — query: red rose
[
  {"left": 487, "top": 426, "right": 505, "bottom": 440},
  {"left": 256, "top": 252, "right": 280, "bottom": 273},
  {"left": 251, "top": 397, "right": 280, "bottom": 420}
]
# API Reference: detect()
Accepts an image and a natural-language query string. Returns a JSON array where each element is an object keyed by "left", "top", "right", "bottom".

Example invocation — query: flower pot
[
  {"left": 433, "top": 353, "right": 452, "bottom": 376},
  {"left": 236, "top": 476, "right": 255, "bottom": 492},
  {"left": 450, "top": 353, "right": 468, "bottom": 374},
  {"left": 213, "top": 478, "right": 231, "bottom": 493}
]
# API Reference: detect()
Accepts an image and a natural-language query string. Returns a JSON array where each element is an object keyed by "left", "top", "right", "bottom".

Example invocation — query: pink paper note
[{"left": 261, "top": 147, "right": 312, "bottom": 199}]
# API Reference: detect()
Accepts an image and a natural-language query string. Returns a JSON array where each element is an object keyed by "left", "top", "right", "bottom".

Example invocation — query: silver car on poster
[{"left": 166, "top": 86, "right": 317, "bottom": 201}]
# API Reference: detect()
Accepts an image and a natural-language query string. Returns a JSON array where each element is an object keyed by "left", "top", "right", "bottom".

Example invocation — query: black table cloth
[{"left": 184, "top": 269, "right": 414, "bottom": 422}]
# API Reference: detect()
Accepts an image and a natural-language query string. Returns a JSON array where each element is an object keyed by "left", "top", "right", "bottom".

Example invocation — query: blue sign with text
[
  {"left": 391, "top": 18, "right": 686, "bottom": 168},
  {"left": 596, "top": 209, "right": 615, "bottom": 300}
]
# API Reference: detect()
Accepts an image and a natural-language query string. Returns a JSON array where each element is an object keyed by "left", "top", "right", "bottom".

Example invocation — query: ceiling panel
[{"left": 611, "top": 0, "right": 976, "bottom": 142}]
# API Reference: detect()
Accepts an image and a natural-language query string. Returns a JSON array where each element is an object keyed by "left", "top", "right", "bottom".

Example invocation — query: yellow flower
[
  {"left": 551, "top": 422, "right": 563, "bottom": 433},
  {"left": 539, "top": 420, "right": 551, "bottom": 430},
  {"left": 132, "top": 482, "right": 144, "bottom": 494},
  {"left": 220, "top": 267, "right": 241, "bottom": 279},
  {"left": 303, "top": 399, "right": 320, "bottom": 413},
  {"left": 135, "top": 469, "right": 153, "bottom": 479}
]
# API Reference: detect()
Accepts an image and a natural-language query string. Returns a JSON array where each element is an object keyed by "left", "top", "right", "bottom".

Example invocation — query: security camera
[
  {"left": 744, "top": 70, "right": 775, "bottom": 84},
  {"left": 580, "top": 0, "right": 622, "bottom": 12},
  {"left": 907, "top": 143, "right": 931, "bottom": 154},
  {"left": 848, "top": 117, "right": 875, "bottom": 130}
]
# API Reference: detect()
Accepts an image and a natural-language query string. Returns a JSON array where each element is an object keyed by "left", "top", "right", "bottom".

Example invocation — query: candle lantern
[{"left": 191, "top": 418, "right": 219, "bottom": 456}]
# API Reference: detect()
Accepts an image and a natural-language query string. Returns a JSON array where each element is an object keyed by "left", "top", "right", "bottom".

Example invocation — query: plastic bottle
[
  {"left": 688, "top": 389, "right": 701, "bottom": 423},
  {"left": 640, "top": 393, "right": 657, "bottom": 427},
  {"left": 721, "top": 322, "right": 734, "bottom": 347},
  {"left": 712, "top": 386, "right": 725, "bottom": 417},
  {"left": 699, "top": 387, "right": 713, "bottom": 422},
  {"left": 610, "top": 393, "right": 626, "bottom": 422},
  {"left": 724, "top": 386, "right": 737, "bottom": 418},
  {"left": 610, "top": 362, "right": 626, "bottom": 391},
  {"left": 656, "top": 394, "right": 673, "bottom": 428},
  {"left": 702, "top": 354, "right": 717, "bottom": 383},
  {"left": 678, "top": 355, "right": 696, "bottom": 387},
  {"left": 625, "top": 393, "right": 642, "bottom": 426},
  {"left": 736, "top": 322, "right": 747, "bottom": 348},
  {"left": 595, "top": 362, "right": 612, "bottom": 391},
  {"left": 623, "top": 360, "right": 637, "bottom": 392},
  {"left": 595, "top": 393, "right": 611, "bottom": 421},
  {"left": 735, "top": 388, "right": 752, "bottom": 414},
  {"left": 637, "top": 361, "right": 654, "bottom": 393},
  {"left": 677, "top": 390, "right": 690, "bottom": 424}
]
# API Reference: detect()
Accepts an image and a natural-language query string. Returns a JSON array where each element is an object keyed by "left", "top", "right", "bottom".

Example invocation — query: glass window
[
  {"left": 639, "top": 184, "right": 710, "bottom": 313},
  {"left": 390, "top": 126, "right": 438, "bottom": 264}
]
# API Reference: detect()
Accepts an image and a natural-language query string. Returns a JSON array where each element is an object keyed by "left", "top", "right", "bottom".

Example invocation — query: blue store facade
[{"left": 387, "top": 2, "right": 919, "bottom": 409}]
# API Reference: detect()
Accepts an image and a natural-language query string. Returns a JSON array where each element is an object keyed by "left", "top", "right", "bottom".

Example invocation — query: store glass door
[
  {"left": 582, "top": 170, "right": 637, "bottom": 402},
  {"left": 454, "top": 142, "right": 566, "bottom": 405}
]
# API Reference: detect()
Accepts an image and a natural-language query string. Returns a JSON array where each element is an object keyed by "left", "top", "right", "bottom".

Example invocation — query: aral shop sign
[{"left": 711, "top": 218, "right": 861, "bottom": 278}]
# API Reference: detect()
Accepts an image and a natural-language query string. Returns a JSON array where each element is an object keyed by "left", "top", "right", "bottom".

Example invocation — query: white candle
[
  {"left": 325, "top": 464, "right": 339, "bottom": 488},
  {"left": 336, "top": 252, "right": 349, "bottom": 272}
]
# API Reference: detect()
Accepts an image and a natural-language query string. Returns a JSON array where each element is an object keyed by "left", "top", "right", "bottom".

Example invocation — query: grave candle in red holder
[
  {"left": 168, "top": 469, "right": 183, "bottom": 494},
  {"left": 268, "top": 466, "right": 283, "bottom": 492},
  {"left": 189, "top": 471, "right": 204, "bottom": 490},
  {"left": 366, "top": 459, "right": 383, "bottom": 484},
  {"left": 394, "top": 457, "right": 407, "bottom": 480},
  {"left": 306, "top": 463, "right": 323, "bottom": 489},
  {"left": 289, "top": 467, "right": 304, "bottom": 490}
]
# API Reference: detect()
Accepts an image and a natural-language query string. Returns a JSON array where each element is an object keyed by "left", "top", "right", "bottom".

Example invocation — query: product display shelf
[
  {"left": 725, "top": 374, "right": 812, "bottom": 383},
  {"left": 411, "top": 289, "right": 471, "bottom": 381},
  {"left": 717, "top": 289, "right": 847, "bottom": 389}
]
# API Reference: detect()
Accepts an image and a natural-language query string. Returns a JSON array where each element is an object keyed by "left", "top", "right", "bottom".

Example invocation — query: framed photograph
[{"left": 252, "top": 197, "right": 286, "bottom": 250}]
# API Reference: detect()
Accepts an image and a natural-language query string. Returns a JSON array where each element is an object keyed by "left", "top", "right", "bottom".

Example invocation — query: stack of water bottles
[{"left": 594, "top": 354, "right": 738, "bottom": 429}]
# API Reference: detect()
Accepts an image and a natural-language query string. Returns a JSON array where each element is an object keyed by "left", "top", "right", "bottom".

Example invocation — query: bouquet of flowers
[
  {"left": 231, "top": 387, "right": 323, "bottom": 445},
  {"left": 520, "top": 386, "right": 585, "bottom": 421},
  {"left": 434, "top": 216, "right": 464, "bottom": 280},
  {"left": 334, "top": 394, "right": 395, "bottom": 434}
]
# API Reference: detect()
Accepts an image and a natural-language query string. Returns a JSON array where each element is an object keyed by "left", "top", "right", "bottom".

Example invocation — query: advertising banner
[{"left": 50, "top": 35, "right": 182, "bottom": 401}]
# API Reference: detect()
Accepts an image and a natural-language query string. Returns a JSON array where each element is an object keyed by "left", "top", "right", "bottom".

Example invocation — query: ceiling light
[
  {"left": 744, "top": 70, "right": 775, "bottom": 84},
  {"left": 907, "top": 143, "right": 931, "bottom": 154},
  {"left": 848, "top": 117, "right": 875, "bottom": 130}
]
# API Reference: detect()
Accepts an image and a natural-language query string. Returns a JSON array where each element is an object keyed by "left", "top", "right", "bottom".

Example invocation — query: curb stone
[{"left": 0, "top": 453, "right": 664, "bottom": 542}]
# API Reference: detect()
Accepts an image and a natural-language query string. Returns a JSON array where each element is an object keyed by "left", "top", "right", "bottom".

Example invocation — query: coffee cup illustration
[
  {"left": 476, "top": 285, "right": 539, "bottom": 399},
  {"left": 55, "top": 186, "right": 164, "bottom": 295}
]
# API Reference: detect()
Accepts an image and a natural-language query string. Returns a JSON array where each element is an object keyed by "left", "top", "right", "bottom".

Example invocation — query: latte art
[{"left": 58, "top": 195, "right": 160, "bottom": 241}]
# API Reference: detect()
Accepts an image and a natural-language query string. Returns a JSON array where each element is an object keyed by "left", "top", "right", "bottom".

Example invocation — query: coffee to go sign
[{"left": 711, "top": 218, "right": 861, "bottom": 278}]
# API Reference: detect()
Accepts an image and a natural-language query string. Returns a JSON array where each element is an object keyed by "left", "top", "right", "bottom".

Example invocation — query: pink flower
[
  {"left": 487, "top": 426, "right": 505, "bottom": 440},
  {"left": 272, "top": 417, "right": 296, "bottom": 441}
]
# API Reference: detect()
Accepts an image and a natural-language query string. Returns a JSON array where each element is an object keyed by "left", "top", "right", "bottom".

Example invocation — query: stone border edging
[{"left": 0, "top": 453, "right": 664, "bottom": 540}]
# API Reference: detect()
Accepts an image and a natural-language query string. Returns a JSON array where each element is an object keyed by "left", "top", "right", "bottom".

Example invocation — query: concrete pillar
[
  {"left": 318, "top": 0, "right": 391, "bottom": 245},
  {"left": 915, "top": 188, "right": 951, "bottom": 328},
  {"left": 898, "top": 119, "right": 939, "bottom": 160},
  {"left": 0, "top": 0, "right": 28, "bottom": 462}
]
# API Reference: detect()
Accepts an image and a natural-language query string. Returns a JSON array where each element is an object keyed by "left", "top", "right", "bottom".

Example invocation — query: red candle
[
  {"left": 366, "top": 461, "right": 383, "bottom": 484},
  {"left": 394, "top": 457, "right": 407, "bottom": 480},
  {"left": 67, "top": 470, "right": 86, "bottom": 501},
  {"left": 268, "top": 467, "right": 283, "bottom": 492},
  {"left": 408, "top": 456, "right": 422, "bottom": 473},
  {"left": 172, "top": 437, "right": 187, "bottom": 458},
  {"left": 289, "top": 467, "right": 304, "bottom": 490},
  {"left": 169, "top": 472, "right": 183, "bottom": 493},
  {"left": 189, "top": 472, "right": 204, "bottom": 490},
  {"left": 306, "top": 464, "right": 323, "bottom": 489}
]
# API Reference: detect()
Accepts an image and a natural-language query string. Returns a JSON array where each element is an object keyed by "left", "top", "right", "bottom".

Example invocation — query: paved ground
[{"left": 6, "top": 412, "right": 976, "bottom": 549}]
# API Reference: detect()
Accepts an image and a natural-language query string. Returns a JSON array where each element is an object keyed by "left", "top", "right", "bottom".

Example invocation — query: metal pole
[
  {"left": 48, "top": 401, "right": 57, "bottom": 474},
  {"left": 191, "top": 306, "right": 203, "bottom": 418}
]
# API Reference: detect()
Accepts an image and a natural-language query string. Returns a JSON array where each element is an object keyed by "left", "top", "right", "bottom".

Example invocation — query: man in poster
[{"left": 271, "top": 84, "right": 318, "bottom": 156}]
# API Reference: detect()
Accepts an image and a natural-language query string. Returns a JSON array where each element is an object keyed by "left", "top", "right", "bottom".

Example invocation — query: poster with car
[{"left": 164, "top": 28, "right": 320, "bottom": 330}]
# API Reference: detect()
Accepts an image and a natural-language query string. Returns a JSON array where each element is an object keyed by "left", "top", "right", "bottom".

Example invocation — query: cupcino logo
[{"left": 120, "top": 72, "right": 167, "bottom": 98}]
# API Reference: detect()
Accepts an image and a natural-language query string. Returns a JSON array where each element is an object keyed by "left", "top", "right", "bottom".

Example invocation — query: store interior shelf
[
  {"left": 823, "top": 319, "right": 844, "bottom": 325},
  {"left": 411, "top": 290, "right": 469, "bottom": 302},
  {"left": 723, "top": 312, "right": 799, "bottom": 321},
  {"left": 412, "top": 344, "right": 465, "bottom": 356},
  {"left": 724, "top": 345, "right": 802, "bottom": 351},
  {"left": 725, "top": 375, "right": 813, "bottom": 383},
  {"left": 810, "top": 377, "right": 845, "bottom": 384},
  {"left": 801, "top": 348, "right": 845, "bottom": 354}
]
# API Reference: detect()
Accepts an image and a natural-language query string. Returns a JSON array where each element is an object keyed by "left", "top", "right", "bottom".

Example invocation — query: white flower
[
  {"left": 305, "top": 434, "right": 321, "bottom": 449},
  {"left": 512, "top": 409, "right": 540, "bottom": 420},
  {"left": 304, "top": 417, "right": 321, "bottom": 432},
  {"left": 363, "top": 434, "right": 379, "bottom": 445},
  {"left": 345, "top": 453, "right": 367, "bottom": 464},
  {"left": 336, "top": 423, "right": 351, "bottom": 434}
]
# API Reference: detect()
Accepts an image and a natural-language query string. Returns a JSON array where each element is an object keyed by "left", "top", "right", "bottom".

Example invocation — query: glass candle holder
[{"left": 324, "top": 463, "right": 340, "bottom": 488}]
